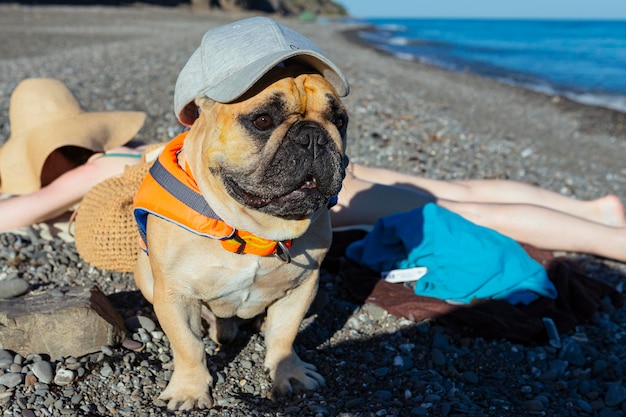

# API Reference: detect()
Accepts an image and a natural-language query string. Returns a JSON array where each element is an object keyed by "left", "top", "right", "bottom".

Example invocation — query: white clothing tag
[{"left": 382, "top": 267, "right": 428, "bottom": 283}]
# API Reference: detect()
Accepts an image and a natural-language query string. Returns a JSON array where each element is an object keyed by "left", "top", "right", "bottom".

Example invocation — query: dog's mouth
[
  {"left": 228, "top": 174, "right": 323, "bottom": 208},
  {"left": 223, "top": 173, "right": 331, "bottom": 219}
]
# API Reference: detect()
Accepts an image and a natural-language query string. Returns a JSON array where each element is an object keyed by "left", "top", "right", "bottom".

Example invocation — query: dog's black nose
[{"left": 291, "top": 121, "right": 329, "bottom": 149}]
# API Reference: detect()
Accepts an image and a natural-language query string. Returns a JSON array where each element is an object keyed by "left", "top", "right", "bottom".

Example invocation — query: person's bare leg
[
  {"left": 349, "top": 164, "right": 625, "bottom": 227},
  {"left": 333, "top": 169, "right": 626, "bottom": 262},
  {"left": 438, "top": 199, "right": 626, "bottom": 262}
]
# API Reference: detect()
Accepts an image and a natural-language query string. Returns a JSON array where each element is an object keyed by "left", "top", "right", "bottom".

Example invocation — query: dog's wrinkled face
[
  {"left": 186, "top": 69, "right": 348, "bottom": 230},
  {"left": 226, "top": 86, "right": 347, "bottom": 219}
]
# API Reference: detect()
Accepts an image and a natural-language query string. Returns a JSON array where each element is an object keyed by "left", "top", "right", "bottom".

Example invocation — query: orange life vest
[{"left": 133, "top": 131, "right": 292, "bottom": 260}]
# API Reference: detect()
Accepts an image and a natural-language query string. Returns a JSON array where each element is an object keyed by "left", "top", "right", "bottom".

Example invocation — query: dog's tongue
[{"left": 300, "top": 176, "right": 317, "bottom": 190}]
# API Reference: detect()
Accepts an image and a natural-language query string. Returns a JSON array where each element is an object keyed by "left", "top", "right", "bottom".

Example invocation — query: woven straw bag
[{"left": 74, "top": 144, "right": 164, "bottom": 272}]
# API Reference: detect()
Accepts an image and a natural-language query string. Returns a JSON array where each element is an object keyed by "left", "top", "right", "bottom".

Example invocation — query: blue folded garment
[{"left": 345, "top": 203, "right": 557, "bottom": 305}]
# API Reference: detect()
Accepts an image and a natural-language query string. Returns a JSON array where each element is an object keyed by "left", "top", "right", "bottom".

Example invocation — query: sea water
[{"left": 349, "top": 18, "right": 626, "bottom": 113}]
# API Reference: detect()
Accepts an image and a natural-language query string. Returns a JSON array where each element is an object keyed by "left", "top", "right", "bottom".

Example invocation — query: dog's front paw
[
  {"left": 267, "top": 353, "right": 325, "bottom": 396},
  {"left": 159, "top": 371, "right": 214, "bottom": 410}
]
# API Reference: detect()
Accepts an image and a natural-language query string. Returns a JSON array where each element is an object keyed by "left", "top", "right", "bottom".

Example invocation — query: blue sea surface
[{"left": 350, "top": 18, "right": 626, "bottom": 112}]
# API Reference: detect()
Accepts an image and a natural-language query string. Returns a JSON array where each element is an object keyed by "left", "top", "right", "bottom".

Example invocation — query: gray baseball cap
[{"left": 174, "top": 16, "right": 350, "bottom": 126}]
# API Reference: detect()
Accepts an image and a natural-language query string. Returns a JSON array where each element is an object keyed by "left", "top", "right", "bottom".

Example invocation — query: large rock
[{"left": 0, "top": 286, "right": 126, "bottom": 359}]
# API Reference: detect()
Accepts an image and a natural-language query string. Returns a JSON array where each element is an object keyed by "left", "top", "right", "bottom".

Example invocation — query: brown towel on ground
[{"left": 326, "top": 230, "right": 624, "bottom": 344}]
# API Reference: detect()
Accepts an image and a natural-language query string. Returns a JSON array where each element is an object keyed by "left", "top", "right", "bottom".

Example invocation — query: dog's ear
[
  {"left": 179, "top": 96, "right": 215, "bottom": 127},
  {"left": 195, "top": 96, "right": 216, "bottom": 114}
]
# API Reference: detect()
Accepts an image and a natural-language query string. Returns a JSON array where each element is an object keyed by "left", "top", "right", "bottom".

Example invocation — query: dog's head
[{"left": 182, "top": 65, "right": 349, "bottom": 240}]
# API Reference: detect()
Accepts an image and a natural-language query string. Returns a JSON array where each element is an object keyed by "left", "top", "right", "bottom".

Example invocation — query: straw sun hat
[
  {"left": 74, "top": 157, "right": 157, "bottom": 273},
  {"left": 0, "top": 78, "right": 146, "bottom": 195}
]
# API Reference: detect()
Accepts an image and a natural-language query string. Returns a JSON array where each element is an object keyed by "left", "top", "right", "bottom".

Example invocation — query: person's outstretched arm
[{"left": 0, "top": 153, "right": 141, "bottom": 232}]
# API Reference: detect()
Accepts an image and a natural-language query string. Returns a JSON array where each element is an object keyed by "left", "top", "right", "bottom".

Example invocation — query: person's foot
[{"left": 593, "top": 194, "right": 625, "bottom": 227}]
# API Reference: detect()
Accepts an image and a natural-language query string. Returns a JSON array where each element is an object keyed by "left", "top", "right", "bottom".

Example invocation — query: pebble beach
[{"left": 1, "top": 5, "right": 626, "bottom": 417}]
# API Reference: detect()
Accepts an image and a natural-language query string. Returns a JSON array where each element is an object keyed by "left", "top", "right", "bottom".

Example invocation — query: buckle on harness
[
  {"left": 274, "top": 241, "right": 292, "bottom": 264},
  {"left": 229, "top": 233, "right": 247, "bottom": 254},
  {"left": 222, "top": 231, "right": 292, "bottom": 263}
]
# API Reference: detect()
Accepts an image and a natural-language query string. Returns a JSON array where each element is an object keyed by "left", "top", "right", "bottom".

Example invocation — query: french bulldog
[{"left": 133, "top": 65, "right": 348, "bottom": 410}]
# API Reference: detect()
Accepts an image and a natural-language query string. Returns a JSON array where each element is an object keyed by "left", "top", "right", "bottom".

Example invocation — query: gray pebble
[
  {"left": 539, "top": 368, "right": 559, "bottom": 382},
  {"left": 431, "top": 349, "right": 446, "bottom": 366},
  {"left": 43, "top": 395, "right": 54, "bottom": 408},
  {"left": 345, "top": 398, "right": 364, "bottom": 408},
  {"left": 424, "top": 393, "right": 441, "bottom": 402},
  {"left": 150, "top": 331, "right": 165, "bottom": 340},
  {"left": 361, "top": 303, "right": 387, "bottom": 321},
  {"left": 393, "top": 354, "right": 404, "bottom": 367},
  {"left": 605, "top": 383, "right": 626, "bottom": 407},
  {"left": 31, "top": 384, "right": 45, "bottom": 395},
  {"left": 432, "top": 332, "right": 450, "bottom": 349},
  {"left": 26, "top": 354, "right": 42, "bottom": 363},
  {"left": 0, "top": 278, "right": 29, "bottom": 299},
  {"left": 549, "top": 359, "right": 569, "bottom": 376},
  {"left": 373, "top": 390, "right": 393, "bottom": 402},
  {"left": 576, "top": 399, "right": 593, "bottom": 413},
  {"left": 411, "top": 406, "right": 429, "bottom": 416},
  {"left": 0, "top": 372, "right": 23, "bottom": 388},
  {"left": 101, "top": 345, "right": 114, "bottom": 356},
  {"left": 593, "top": 359, "right": 609, "bottom": 376},
  {"left": 462, "top": 371, "right": 479, "bottom": 384},
  {"left": 65, "top": 361, "right": 82, "bottom": 371},
  {"left": 0, "top": 350, "right": 13, "bottom": 367},
  {"left": 100, "top": 365, "right": 113, "bottom": 378},
  {"left": 310, "top": 405, "right": 331, "bottom": 416},
  {"left": 523, "top": 399, "right": 544, "bottom": 411},
  {"left": 600, "top": 409, "right": 623, "bottom": 417},
  {"left": 374, "top": 367, "right": 389, "bottom": 377},
  {"left": 137, "top": 332, "right": 151, "bottom": 343},
  {"left": 54, "top": 398, "right": 64, "bottom": 409},
  {"left": 31, "top": 360, "right": 53, "bottom": 384}
]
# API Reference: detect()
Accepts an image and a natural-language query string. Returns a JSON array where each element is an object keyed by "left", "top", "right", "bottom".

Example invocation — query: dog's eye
[
  {"left": 253, "top": 115, "right": 274, "bottom": 130},
  {"left": 332, "top": 116, "right": 345, "bottom": 130}
]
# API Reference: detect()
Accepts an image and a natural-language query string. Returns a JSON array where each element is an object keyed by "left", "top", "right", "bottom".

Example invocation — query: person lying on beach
[
  {"left": 0, "top": 78, "right": 147, "bottom": 231},
  {"left": 2, "top": 78, "right": 625, "bottom": 263}
]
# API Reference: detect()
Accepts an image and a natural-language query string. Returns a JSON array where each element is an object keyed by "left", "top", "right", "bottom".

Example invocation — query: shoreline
[
  {"left": 340, "top": 18, "right": 626, "bottom": 117},
  {"left": 340, "top": 25, "right": 626, "bottom": 138}
]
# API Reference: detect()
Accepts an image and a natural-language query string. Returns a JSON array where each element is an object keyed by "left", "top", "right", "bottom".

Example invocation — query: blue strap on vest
[{"left": 149, "top": 158, "right": 222, "bottom": 220}]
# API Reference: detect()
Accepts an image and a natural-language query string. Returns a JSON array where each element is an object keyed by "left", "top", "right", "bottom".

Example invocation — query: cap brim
[{"left": 204, "top": 49, "right": 349, "bottom": 103}]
